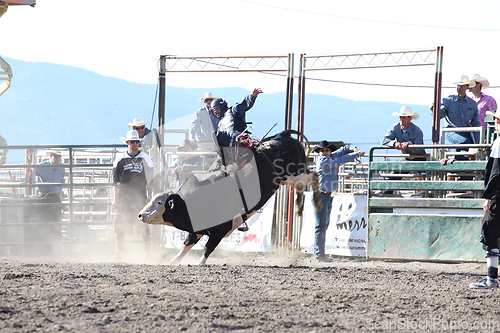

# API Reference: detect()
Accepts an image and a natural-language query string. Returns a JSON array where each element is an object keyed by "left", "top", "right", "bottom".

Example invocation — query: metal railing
[
  {"left": 367, "top": 143, "right": 490, "bottom": 200},
  {"left": 0, "top": 143, "right": 247, "bottom": 256},
  {"left": 0, "top": 144, "right": 126, "bottom": 256},
  {"left": 4, "top": 139, "right": 488, "bottom": 256},
  {"left": 366, "top": 143, "right": 490, "bottom": 262}
]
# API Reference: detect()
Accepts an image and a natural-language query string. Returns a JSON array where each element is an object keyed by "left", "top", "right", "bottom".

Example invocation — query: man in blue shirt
[
  {"left": 36, "top": 150, "right": 65, "bottom": 197},
  {"left": 432, "top": 75, "right": 480, "bottom": 160},
  {"left": 382, "top": 106, "right": 426, "bottom": 160},
  {"left": 312, "top": 140, "right": 364, "bottom": 262}
]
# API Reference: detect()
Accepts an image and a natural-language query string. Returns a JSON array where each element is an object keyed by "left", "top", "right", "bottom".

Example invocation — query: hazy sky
[{"left": 1, "top": 0, "right": 500, "bottom": 105}]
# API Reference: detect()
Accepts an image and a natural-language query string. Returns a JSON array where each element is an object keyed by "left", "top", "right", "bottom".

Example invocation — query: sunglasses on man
[
  {"left": 129, "top": 140, "right": 140, "bottom": 144},
  {"left": 133, "top": 126, "right": 145, "bottom": 131}
]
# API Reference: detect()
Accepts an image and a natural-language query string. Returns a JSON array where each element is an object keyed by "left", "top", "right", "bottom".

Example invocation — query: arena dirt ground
[{"left": 1, "top": 250, "right": 499, "bottom": 332}]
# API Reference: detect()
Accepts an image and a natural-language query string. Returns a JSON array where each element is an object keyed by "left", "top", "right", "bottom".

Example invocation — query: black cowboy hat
[{"left": 313, "top": 140, "right": 337, "bottom": 153}]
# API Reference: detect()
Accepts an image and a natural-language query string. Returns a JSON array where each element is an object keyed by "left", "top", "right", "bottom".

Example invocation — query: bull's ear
[{"left": 168, "top": 199, "right": 175, "bottom": 210}]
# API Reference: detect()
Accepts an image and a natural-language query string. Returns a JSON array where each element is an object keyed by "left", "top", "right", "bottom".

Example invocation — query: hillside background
[{"left": 0, "top": 56, "right": 434, "bottom": 163}]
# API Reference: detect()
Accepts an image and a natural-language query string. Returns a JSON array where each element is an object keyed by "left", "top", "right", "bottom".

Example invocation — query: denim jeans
[{"left": 313, "top": 192, "right": 333, "bottom": 258}]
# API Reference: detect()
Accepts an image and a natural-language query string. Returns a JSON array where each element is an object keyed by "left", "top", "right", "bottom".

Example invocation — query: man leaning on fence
[
  {"left": 382, "top": 106, "right": 427, "bottom": 161},
  {"left": 35, "top": 150, "right": 65, "bottom": 198},
  {"left": 430, "top": 75, "right": 480, "bottom": 160}
]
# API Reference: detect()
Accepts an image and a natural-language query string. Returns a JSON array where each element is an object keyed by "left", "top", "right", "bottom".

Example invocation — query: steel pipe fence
[
  {"left": 3, "top": 138, "right": 488, "bottom": 257},
  {"left": 0, "top": 144, "right": 129, "bottom": 256}
]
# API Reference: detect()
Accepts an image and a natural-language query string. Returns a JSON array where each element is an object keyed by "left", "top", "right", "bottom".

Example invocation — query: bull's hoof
[
  {"left": 195, "top": 257, "right": 207, "bottom": 266},
  {"left": 169, "top": 257, "right": 182, "bottom": 264},
  {"left": 237, "top": 222, "right": 249, "bottom": 232}
]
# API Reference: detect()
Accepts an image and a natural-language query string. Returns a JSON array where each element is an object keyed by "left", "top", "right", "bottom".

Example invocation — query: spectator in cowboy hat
[
  {"left": 381, "top": 106, "right": 427, "bottom": 194},
  {"left": 312, "top": 140, "right": 364, "bottom": 262},
  {"left": 35, "top": 150, "right": 66, "bottom": 197},
  {"left": 128, "top": 117, "right": 154, "bottom": 151},
  {"left": 382, "top": 106, "right": 426, "bottom": 159},
  {"left": 167, "top": 139, "right": 203, "bottom": 188},
  {"left": 112, "top": 130, "right": 155, "bottom": 262},
  {"left": 430, "top": 75, "right": 480, "bottom": 160},
  {"left": 468, "top": 74, "right": 498, "bottom": 128},
  {"left": 190, "top": 92, "right": 220, "bottom": 142}
]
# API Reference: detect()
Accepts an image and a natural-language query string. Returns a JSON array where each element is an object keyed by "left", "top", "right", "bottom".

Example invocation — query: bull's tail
[
  {"left": 281, "top": 129, "right": 312, "bottom": 159},
  {"left": 280, "top": 129, "right": 323, "bottom": 214}
]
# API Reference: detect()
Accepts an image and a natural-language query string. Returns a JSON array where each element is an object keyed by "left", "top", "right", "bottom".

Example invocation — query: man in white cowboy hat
[
  {"left": 470, "top": 110, "right": 500, "bottom": 289},
  {"left": 35, "top": 150, "right": 65, "bottom": 197},
  {"left": 167, "top": 139, "right": 203, "bottom": 188},
  {"left": 190, "top": 92, "right": 220, "bottom": 142},
  {"left": 431, "top": 75, "right": 480, "bottom": 159},
  {"left": 128, "top": 117, "right": 154, "bottom": 151},
  {"left": 311, "top": 140, "right": 364, "bottom": 262},
  {"left": 382, "top": 106, "right": 426, "bottom": 159},
  {"left": 112, "top": 130, "right": 155, "bottom": 262},
  {"left": 468, "top": 74, "right": 498, "bottom": 128}
]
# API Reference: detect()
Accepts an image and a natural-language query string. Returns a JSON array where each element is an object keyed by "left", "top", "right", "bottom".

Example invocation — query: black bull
[{"left": 138, "top": 130, "right": 322, "bottom": 265}]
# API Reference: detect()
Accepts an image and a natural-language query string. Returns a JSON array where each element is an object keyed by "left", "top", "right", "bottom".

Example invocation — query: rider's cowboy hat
[
  {"left": 200, "top": 92, "right": 218, "bottom": 104},
  {"left": 128, "top": 117, "right": 148, "bottom": 129},
  {"left": 453, "top": 75, "right": 476, "bottom": 88},
  {"left": 392, "top": 106, "right": 419, "bottom": 120},
  {"left": 120, "top": 130, "right": 142, "bottom": 144},
  {"left": 313, "top": 140, "right": 337, "bottom": 153},
  {"left": 177, "top": 139, "right": 198, "bottom": 151},
  {"left": 471, "top": 74, "right": 490, "bottom": 90}
]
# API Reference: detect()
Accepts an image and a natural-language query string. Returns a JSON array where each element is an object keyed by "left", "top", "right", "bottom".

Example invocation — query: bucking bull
[{"left": 138, "top": 129, "right": 322, "bottom": 265}]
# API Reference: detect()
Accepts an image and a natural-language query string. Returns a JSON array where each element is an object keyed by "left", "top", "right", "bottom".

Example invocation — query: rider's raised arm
[{"left": 232, "top": 88, "right": 263, "bottom": 116}]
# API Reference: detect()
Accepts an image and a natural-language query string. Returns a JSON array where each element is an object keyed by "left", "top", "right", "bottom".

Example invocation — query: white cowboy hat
[
  {"left": 45, "top": 149, "right": 62, "bottom": 157},
  {"left": 453, "top": 75, "right": 476, "bottom": 88},
  {"left": 200, "top": 92, "right": 217, "bottom": 104},
  {"left": 392, "top": 106, "right": 419, "bottom": 120},
  {"left": 127, "top": 117, "right": 148, "bottom": 129},
  {"left": 471, "top": 74, "right": 490, "bottom": 90},
  {"left": 120, "top": 130, "right": 142, "bottom": 144}
]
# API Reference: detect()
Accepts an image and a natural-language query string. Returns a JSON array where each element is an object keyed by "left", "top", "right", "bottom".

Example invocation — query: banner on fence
[
  {"left": 163, "top": 195, "right": 275, "bottom": 252},
  {"left": 300, "top": 193, "right": 367, "bottom": 257}
]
